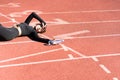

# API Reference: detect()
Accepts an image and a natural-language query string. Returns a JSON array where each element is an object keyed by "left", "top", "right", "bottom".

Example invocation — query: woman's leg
[{"left": 0, "top": 25, "right": 15, "bottom": 41}]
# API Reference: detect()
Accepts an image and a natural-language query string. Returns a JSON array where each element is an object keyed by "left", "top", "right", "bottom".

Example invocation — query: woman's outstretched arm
[{"left": 28, "top": 31, "right": 50, "bottom": 43}]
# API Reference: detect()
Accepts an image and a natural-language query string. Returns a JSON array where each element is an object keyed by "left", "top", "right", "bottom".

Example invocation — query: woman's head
[{"left": 34, "top": 23, "right": 47, "bottom": 33}]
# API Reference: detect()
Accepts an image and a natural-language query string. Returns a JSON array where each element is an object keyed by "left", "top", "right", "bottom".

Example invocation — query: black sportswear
[{"left": 0, "top": 12, "right": 50, "bottom": 43}]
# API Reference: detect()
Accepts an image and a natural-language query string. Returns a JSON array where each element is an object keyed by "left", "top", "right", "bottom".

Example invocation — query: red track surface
[{"left": 0, "top": 0, "right": 120, "bottom": 80}]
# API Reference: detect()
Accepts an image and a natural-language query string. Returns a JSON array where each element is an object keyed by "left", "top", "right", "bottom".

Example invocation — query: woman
[{"left": 0, "top": 12, "right": 64, "bottom": 45}]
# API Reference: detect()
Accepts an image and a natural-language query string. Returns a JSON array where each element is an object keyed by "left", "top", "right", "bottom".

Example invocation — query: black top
[
  {"left": 0, "top": 12, "right": 50, "bottom": 43},
  {"left": 17, "top": 22, "right": 49, "bottom": 43}
]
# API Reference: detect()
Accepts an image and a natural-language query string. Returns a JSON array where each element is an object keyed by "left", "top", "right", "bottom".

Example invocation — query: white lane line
[
  {"left": 0, "top": 48, "right": 119, "bottom": 64},
  {"left": 47, "top": 20, "right": 120, "bottom": 25},
  {"left": 54, "top": 18, "right": 70, "bottom": 24},
  {"left": 99, "top": 64, "right": 111, "bottom": 74},
  {"left": 113, "top": 77, "right": 119, "bottom": 80},
  {"left": 0, "top": 21, "right": 13, "bottom": 24},
  {"left": 0, "top": 41, "right": 34, "bottom": 45},
  {"left": 89, "top": 53, "right": 120, "bottom": 58},
  {"left": 0, "top": 13, "right": 12, "bottom": 20},
  {"left": 91, "top": 57, "right": 99, "bottom": 62},
  {"left": 60, "top": 44, "right": 69, "bottom": 51},
  {"left": 40, "top": 19, "right": 120, "bottom": 25},
  {"left": 41, "top": 9, "right": 120, "bottom": 14},
  {"left": 0, "top": 58, "right": 77, "bottom": 68},
  {"left": 54, "top": 30, "right": 90, "bottom": 39},
  {"left": 68, "top": 54, "right": 74, "bottom": 59},
  {"left": 69, "top": 20, "right": 120, "bottom": 24},
  {"left": 0, "top": 52, "right": 120, "bottom": 68},
  {"left": 80, "top": 34, "right": 120, "bottom": 38},
  {"left": 59, "top": 34, "right": 120, "bottom": 40},
  {"left": 66, "top": 46, "right": 87, "bottom": 57},
  {"left": 0, "top": 3, "right": 20, "bottom": 7},
  {"left": 0, "top": 13, "right": 19, "bottom": 23},
  {"left": 0, "top": 48, "right": 63, "bottom": 63},
  {"left": 46, "top": 18, "right": 70, "bottom": 25}
]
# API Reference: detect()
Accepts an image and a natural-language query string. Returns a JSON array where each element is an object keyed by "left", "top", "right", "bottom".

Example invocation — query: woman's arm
[
  {"left": 28, "top": 31, "right": 64, "bottom": 45},
  {"left": 28, "top": 31, "right": 50, "bottom": 43},
  {"left": 24, "top": 12, "right": 46, "bottom": 25}
]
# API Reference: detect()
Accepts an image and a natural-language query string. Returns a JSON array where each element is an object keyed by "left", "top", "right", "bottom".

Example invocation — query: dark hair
[{"left": 34, "top": 23, "right": 47, "bottom": 33}]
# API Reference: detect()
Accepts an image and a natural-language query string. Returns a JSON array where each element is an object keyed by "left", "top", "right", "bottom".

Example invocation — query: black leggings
[{"left": 0, "top": 24, "right": 18, "bottom": 41}]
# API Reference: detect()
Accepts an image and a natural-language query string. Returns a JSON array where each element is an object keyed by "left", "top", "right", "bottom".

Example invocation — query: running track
[{"left": 0, "top": 0, "right": 120, "bottom": 80}]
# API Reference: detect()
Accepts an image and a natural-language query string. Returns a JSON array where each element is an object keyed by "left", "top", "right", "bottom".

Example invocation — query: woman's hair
[{"left": 34, "top": 23, "right": 47, "bottom": 33}]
